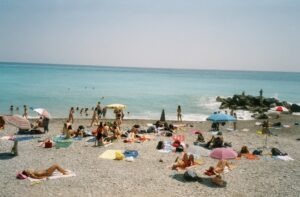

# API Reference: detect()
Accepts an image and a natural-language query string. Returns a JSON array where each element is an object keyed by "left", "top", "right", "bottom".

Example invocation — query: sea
[{"left": 0, "top": 62, "right": 299, "bottom": 121}]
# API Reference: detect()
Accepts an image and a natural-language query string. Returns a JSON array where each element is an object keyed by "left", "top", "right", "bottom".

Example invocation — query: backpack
[
  {"left": 271, "top": 148, "right": 282, "bottom": 156},
  {"left": 252, "top": 149, "right": 262, "bottom": 155},
  {"left": 156, "top": 141, "right": 164, "bottom": 150},
  {"left": 45, "top": 140, "right": 52, "bottom": 148}
]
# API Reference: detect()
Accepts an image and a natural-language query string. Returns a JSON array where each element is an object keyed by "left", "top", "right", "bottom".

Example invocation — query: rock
[{"left": 291, "top": 104, "right": 300, "bottom": 112}]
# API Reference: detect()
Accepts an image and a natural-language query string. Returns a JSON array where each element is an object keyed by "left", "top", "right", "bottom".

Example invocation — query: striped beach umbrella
[{"left": 3, "top": 115, "right": 31, "bottom": 130}]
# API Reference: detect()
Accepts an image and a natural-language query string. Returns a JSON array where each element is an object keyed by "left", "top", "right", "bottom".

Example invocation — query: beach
[{"left": 1, "top": 114, "right": 300, "bottom": 197}]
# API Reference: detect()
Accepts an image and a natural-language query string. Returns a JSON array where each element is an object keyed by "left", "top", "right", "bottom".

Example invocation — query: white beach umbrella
[{"left": 33, "top": 108, "right": 51, "bottom": 119}]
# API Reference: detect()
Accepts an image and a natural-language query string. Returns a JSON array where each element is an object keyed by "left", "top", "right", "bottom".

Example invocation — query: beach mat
[
  {"left": 53, "top": 136, "right": 73, "bottom": 148},
  {"left": 15, "top": 136, "right": 41, "bottom": 142},
  {"left": 99, "top": 149, "right": 124, "bottom": 160},
  {"left": 18, "top": 129, "right": 44, "bottom": 135},
  {"left": 28, "top": 170, "right": 76, "bottom": 183}
]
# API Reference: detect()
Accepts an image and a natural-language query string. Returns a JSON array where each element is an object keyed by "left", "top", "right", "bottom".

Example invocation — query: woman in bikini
[
  {"left": 22, "top": 164, "right": 68, "bottom": 179},
  {"left": 171, "top": 153, "right": 195, "bottom": 170}
]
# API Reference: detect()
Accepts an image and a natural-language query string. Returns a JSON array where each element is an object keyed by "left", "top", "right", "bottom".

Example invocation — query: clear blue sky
[{"left": 0, "top": 0, "right": 299, "bottom": 71}]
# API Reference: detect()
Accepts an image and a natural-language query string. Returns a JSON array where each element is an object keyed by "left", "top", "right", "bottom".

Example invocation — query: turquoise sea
[{"left": 0, "top": 62, "right": 299, "bottom": 121}]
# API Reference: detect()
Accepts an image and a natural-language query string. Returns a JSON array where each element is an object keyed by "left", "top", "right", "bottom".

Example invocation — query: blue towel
[
  {"left": 123, "top": 150, "right": 139, "bottom": 158},
  {"left": 15, "top": 136, "right": 41, "bottom": 142}
]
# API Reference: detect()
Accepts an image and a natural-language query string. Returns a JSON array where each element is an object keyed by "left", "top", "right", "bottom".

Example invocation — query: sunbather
[
  {"left": 171, "top": 153, "right": 196, "bottom": 170},
  {"left": 214, "top": 160, "right": 231, "bottom": 174},
  {"left": 22, "top": 164, "right": 68, "bottom": 179},
  {"left": 95, "top": 122, "right": 110, "bottom": 146}
]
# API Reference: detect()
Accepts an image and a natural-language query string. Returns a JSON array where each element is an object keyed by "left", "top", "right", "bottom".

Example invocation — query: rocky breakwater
[{"left": 216, "top": 93, "right": 300, "bottom": 119}]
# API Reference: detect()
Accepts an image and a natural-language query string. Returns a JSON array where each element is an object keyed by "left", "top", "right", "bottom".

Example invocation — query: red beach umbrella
[
  {"left": 3, "top": 115, "right": 31, "bottom": 130},
  {"left": 271, "top": 106, "right": 289, "bottom": 112},
  {"left": 210, "top": 147, "right": 238, "bottom": 160}
]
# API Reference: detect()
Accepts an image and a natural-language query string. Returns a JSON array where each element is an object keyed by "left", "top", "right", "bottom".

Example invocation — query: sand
[{"left": 0, "top": 114, "right": 300, "bottom": 197}]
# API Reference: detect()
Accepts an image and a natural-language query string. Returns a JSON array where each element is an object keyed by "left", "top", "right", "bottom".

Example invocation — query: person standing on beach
[
  {"left": 90, "top": 108, "right": 99, "bottom": 127},
  {"left": 177, "top": 105, "right": 182, "bottom": 122},
  {"left": 259, "top": 89, "right": 263, "bottom": 106},
  {"left": 102, "top": 107, "right": 107, "bottom": 119},
  {"left": 68, "top": 107, "right": 75, "bottom": 124},
  {"left": 23, "top": 105, "right": 28, "bottom": 119},
  {"left": 10, "top": 105, "right": 13, "bottom": 115},
  {"left": 96, "top": 102, "right": 102, "bottom": 120},
  {"left": 43, "top": 116, "right": 50, "bottom": 133}
]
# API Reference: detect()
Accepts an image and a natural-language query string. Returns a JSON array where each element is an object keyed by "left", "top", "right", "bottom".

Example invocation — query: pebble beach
[{"left": 1, "top": 114, "right": 300, "bottom": 197}]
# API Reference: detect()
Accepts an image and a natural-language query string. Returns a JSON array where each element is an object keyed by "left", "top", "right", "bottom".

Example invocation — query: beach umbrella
[
  {"left": 2, "top": 115, "right": 31, "bottom": 130},
  {"left": 33, "top": 108, "right": 51, "bottom": 119},
  {"left": 160, "top": 109, "right": 166, "bottom": 122},
  {"left": 105, "top": 104, "right": 126, "bottom": 110},
  {"left": 209, "top": 147, "right": 238, "bottom": 160},
  {"left": 207, "top": 113, "right": 236, "bottom": 123},
  {"left": 271, "top": 106, "right": 289, "bottom": 112}
]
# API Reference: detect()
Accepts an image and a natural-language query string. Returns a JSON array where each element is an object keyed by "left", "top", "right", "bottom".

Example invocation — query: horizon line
[{"left": 0, "top": 60, "right": 298, "bottom": 74}]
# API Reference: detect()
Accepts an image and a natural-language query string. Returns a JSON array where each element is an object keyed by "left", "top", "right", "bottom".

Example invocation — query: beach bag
[
  {"left": 252, "top": 149, "right": 262, "bottom": 155},
  {"left": 45, "top": 140, "right": 52, "bottom": 148},
  {"left": 271, "top": 148, "right": 287, "bottom": 156},
  {"left": 165, "top": 131, "right": 172, "bottom": 137},
  {"left": 271, "top": 148, "right": 282, "bottom": 156},
  {"left": 115, "top": 151, "right": 124, "bottom": 160},
  {"left": 147, "top": 126, "right": 155, "bottom": 133},
  {"left": 176, "top": 145, "right": 184, "bottom": 152},
  {"left": 184, "top": 170, "right": 198, "bottom": 181},
  {"left": 156, "top": 141, "right": 164, "bottom": 150}
]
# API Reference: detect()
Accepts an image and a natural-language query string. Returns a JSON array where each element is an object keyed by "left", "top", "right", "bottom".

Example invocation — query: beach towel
[
  {"left": 27, "top": 170, "right": 76, "bottom": 183},
  {"left": 123, "top": 150, "right": 139, "bottom": 158},
  {"left": 237, "top": 153, "right": 259, "bottom": 160},
  {"left": 53, "top": 136, "right": 73, "bottom": 148},
  {"left": 0, "top": 135, "right": 15, "bottom": 141},
  {"left": 276, "top": 155, "right": 294, "bottom": 161},
  {"left": 99, "top": 149, "right": 124, "bottom": 160},
  {"left": 242, "top": 128, "right": 250, "bottom": 132}
]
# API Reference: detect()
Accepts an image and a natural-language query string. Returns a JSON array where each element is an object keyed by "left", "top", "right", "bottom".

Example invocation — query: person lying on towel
[
  {"left": 171, "top": 153, "right": 196, "bottom": 170},
  {"left": 21, "top": 164, "right": 68, "bottom": 179}
]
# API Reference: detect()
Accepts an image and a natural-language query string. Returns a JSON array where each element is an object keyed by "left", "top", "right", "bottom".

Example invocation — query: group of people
[
  {"left": 94, "top": 121, "right": 122, "bottom": 146},
  {"left": 62, "top": 122, "right": 87, "bottom": 139},
  {"left": 32, "top": 116, "right": 50, "bottom": 133}
]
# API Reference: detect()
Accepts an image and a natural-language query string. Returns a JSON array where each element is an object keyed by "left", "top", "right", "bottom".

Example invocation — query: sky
[{"left": 0, "top": 0, "right": 299, "bottom": 72}]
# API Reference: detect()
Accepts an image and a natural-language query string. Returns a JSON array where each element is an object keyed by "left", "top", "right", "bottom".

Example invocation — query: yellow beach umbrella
[{"left": 105, "top": 104, "right": 126, "bottom": 110}]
